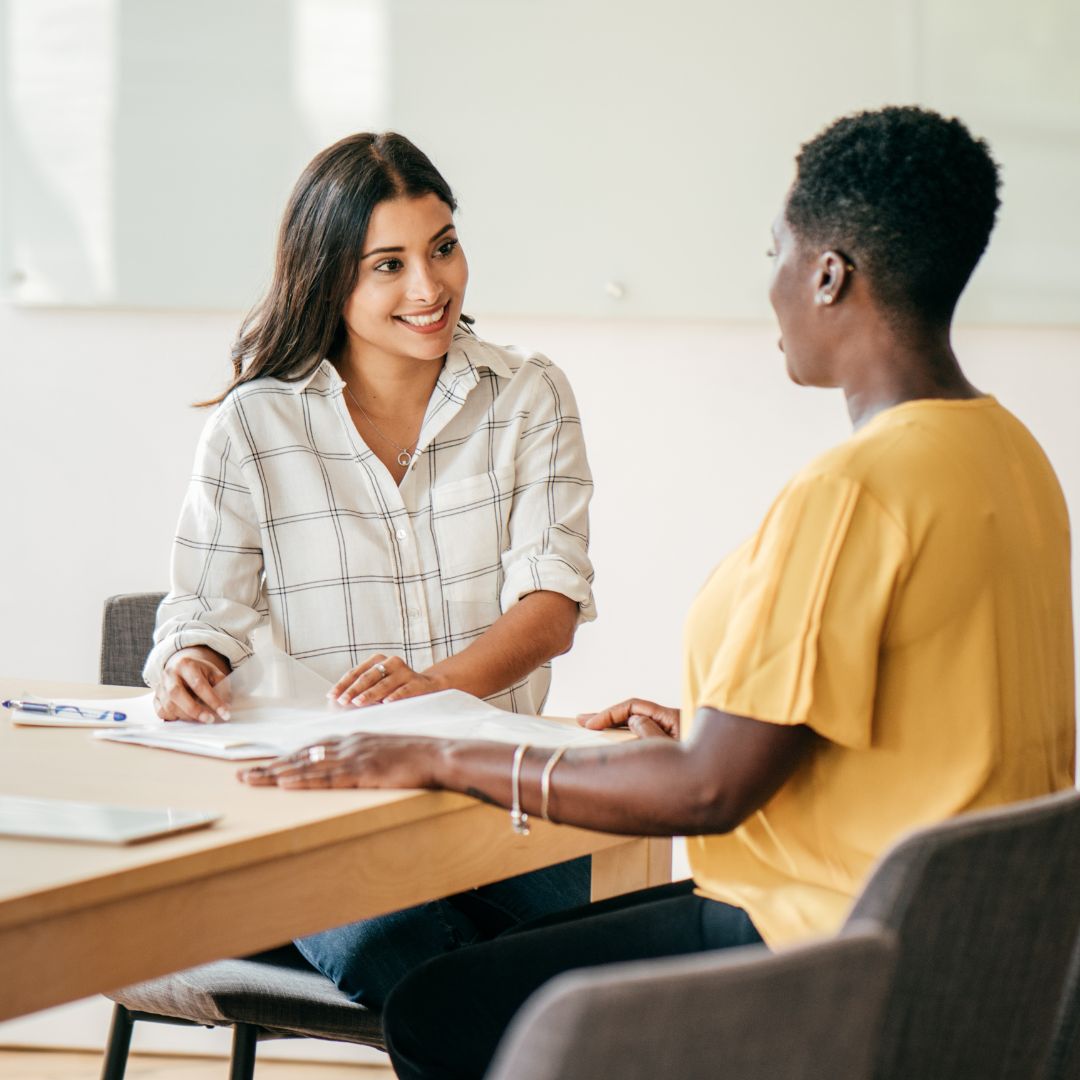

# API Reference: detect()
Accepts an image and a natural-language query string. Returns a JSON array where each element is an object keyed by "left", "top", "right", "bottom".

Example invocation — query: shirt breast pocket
[{"left": 431, "top": 465, "right": 514, "bottom": 600}]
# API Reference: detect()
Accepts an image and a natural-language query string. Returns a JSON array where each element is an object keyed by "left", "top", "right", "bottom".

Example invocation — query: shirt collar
[{"left": 287, "top": 328, "right": 513, "bottom": 395}]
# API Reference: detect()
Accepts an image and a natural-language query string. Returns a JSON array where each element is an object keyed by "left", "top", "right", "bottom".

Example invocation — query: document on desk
[{"left": 91, "top": 690, "right": 612, "bottom": 760}]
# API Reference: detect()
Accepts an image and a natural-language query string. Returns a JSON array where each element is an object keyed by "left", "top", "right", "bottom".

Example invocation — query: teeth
[{"left": 400, "top": 305, "right": 446, "bottom": 327}]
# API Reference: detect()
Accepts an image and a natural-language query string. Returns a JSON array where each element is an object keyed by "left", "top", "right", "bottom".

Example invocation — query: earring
[{"left": 821, "top": 293, "right": 834, "bottom": 305}]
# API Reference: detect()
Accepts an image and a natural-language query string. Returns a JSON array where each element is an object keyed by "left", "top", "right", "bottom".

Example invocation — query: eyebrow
[{"left": 360, "top": 223, "right": 456, "bottom": 261}]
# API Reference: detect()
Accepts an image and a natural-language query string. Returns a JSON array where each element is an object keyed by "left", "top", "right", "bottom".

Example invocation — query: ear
[{"left": 813, "top": 251, "right": 853, "bottom": 307}]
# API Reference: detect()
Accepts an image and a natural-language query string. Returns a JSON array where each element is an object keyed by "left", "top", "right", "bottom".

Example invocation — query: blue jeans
[{"left": 294, "top": 856, "right": 590, "bottom": 1009}]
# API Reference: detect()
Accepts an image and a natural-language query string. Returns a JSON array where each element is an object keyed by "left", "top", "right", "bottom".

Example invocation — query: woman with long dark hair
[
  {"left": 146, "top": 133, "right": 596, "bottom": 1004},
  {"left": 243, "top": 107, "right": 1075, "bottom": 1078}
]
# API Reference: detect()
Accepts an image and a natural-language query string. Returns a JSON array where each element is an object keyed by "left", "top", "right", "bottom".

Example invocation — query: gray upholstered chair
[
  {"left": 485, "top": 928, "right": 897, "bottom": 1080},
  {"left": 842, "top": 788, "right": 1080, "bottom": 1080},
  {"left": 98, "top": 593, "right": 383, "bottom": 1080}
]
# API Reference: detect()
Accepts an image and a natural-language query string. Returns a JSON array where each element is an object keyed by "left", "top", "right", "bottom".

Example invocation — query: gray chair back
[
  {"left": 99, "top": 592, "right": 166, "bottom": 687},
  {"left": 485, "top": 929, "right": 897, "bottom": 1080},
  {"left": 843, "top": 788, "right": 1080, "bottom": 1080}
]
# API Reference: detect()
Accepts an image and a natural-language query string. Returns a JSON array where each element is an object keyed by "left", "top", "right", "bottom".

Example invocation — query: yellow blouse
[{"left": 684, "top": 397, "right": 1075, "bottom": 947}]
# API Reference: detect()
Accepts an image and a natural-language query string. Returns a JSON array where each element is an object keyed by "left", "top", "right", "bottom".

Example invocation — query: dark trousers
[{"left": 383, "top": 879, "right": 763, "bottom": 1080}]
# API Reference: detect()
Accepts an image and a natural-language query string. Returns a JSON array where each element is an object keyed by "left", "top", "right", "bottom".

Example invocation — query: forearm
[
  {"left": 423, "top": 590, "right": 578, "bottom": 700},
  {"left": 434, "top": 736, "right": 734, "bottom": 837}
]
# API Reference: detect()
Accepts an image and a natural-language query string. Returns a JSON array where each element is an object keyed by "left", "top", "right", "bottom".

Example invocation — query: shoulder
[
  {"left": 203, "top": 362, "right": 336, "bottom": 447},
  {"left": 455, "top": 331, "right": 573, "bottom": 384}
]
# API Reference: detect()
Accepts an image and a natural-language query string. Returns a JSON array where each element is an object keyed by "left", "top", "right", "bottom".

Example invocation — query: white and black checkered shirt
[{"left": 145, "top": 331, "right": 596, "bottom": 714}]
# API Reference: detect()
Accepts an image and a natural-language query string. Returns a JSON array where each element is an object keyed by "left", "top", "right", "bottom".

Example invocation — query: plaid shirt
[{"left": 145, "top": 331, "right": 596, "bottom": 714}]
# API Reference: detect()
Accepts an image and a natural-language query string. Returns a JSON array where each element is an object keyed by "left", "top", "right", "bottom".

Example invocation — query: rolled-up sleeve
[
  {"left": 143, "top": 408, "right": 267, "bottom": 686},
  {"left": 499, "top": 359, "right": 596, "bottom": 623}
]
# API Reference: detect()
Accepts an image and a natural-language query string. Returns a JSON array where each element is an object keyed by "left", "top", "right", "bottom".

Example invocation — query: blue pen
[{"left": 2, "top": 699, "right": 128, "bottom": 722}]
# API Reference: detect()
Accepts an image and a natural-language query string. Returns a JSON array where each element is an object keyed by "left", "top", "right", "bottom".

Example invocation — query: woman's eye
[
  {"left": 374, "top": 258, "right": 403, "bottom": 273},
  {"left": 435, "top": 238, "right": 459, "bottom": 258}
]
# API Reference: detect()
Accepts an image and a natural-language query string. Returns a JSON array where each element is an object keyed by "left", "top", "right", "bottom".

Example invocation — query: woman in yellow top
[{"left": 242, "top": 105, "right": 1075, "bottom": 1079}]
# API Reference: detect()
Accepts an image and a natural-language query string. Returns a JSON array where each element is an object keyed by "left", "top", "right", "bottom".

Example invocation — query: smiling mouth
[{"left": 397, "top": 303, "right": 449, "bottom": 329}]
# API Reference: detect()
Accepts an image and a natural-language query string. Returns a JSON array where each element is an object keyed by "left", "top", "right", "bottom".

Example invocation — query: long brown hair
[{"left": 204, "top": 132, "right": 462, "bottom": 405}]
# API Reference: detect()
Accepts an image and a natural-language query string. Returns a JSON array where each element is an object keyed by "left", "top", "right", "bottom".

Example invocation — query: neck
[
  {"left": 335, "top": 344, "right": 445, "bottom": 417},
  {"left": 839, "top": 317, "right": 981, "bottom": 429}
]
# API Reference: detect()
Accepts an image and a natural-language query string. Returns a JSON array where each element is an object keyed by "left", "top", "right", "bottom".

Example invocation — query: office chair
[
  {"left": 98, "top": 593, "right": 384, "bottom": 1080},
  {"left": 486, "top": 928, "right": 897, "bottom": 1080},
  {"left": 842, "top": 788, "right": 1080, "bottom": 1080}
]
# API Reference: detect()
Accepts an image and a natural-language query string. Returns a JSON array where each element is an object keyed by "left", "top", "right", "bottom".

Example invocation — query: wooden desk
[{"left": 0, "top": 679, "right": 670, "bottom": 1022}]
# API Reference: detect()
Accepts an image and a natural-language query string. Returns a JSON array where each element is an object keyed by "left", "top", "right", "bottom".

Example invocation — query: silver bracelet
[
  {"left": 540, "top": 745, "right": 569, "bottom": 822},
  {"left": 510, "top": 743, "right": 531, "bottom": 835}
]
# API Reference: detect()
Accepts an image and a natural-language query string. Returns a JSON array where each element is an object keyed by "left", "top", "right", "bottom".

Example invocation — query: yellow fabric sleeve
[{"left": 696, "top": 472, "right": 910, "bottom": 749}]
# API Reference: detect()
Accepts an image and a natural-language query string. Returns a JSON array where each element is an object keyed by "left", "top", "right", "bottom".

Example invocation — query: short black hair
[{"left": 786, "top": 106, "right": 1001, "bottom": 322}]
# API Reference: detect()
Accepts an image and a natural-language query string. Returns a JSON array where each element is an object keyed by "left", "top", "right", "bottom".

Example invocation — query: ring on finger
[
  {"left": 373, "top": 662, "right": 388, "bottom": 678},
  {"left": 305, "top": 745, "right": 326, "bottom": 764}
]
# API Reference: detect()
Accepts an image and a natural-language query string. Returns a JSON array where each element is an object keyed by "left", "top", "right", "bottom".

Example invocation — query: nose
[{"left": 405, "top": 260, "right": 440, "bottom": 303}]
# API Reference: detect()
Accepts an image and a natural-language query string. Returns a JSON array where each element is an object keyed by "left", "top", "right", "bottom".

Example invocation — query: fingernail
[
  {"left": 326, "top": 690, "right": 335, "bottom": 699},
  {"left": 200, "top": 712, "right": 214, "bottom": 724},
  {"left": 352, "top": 695, "right": 367, "bottom": 706},
  {"left": 337, "top": 695, "right": 351, "bottom": 706},
  {"left": 218, "top": 708, "right": 231, "bottom": 721}
]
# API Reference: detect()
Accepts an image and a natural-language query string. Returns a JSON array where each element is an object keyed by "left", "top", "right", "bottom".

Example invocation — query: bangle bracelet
[
  {"left": 540, "top": 745, "right": 569, "bottom": 822},
  {"left": 510, "top": 743, "right": 531, "bottom": 835}
]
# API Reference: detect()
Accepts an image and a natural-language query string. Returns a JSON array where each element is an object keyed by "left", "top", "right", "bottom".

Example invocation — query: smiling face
[{"left": 341, "top": 192, "right": 468, "bottom": 368}]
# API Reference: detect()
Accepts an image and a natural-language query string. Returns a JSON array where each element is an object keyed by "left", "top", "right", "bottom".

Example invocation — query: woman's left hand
[
  {"left": 329, "top": 654, "right": 446, "bottom": 708},
  {"left": 238, "top": 733, "right": 443, "bottom": 790}
]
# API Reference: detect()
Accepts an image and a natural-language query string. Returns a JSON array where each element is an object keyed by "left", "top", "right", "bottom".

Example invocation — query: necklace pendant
[{"left": 397, "top": 451, "right": 413, "bottom": 468}]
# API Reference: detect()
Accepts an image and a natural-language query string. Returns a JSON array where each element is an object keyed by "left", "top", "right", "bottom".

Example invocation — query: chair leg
[
  {"left": 229, "top": 1023, "right": 259, "bottom": 1080},
  {"left": 99, "top": 1004, "right": 135, "bottom": 1080}
]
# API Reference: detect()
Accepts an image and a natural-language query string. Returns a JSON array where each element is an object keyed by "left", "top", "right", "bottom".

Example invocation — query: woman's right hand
[
  {"left": 577, "top": 698, "right": 681, "bottom": 740},
  {"left": 156, "top": 647, "right": 232, "bottom": 723}
]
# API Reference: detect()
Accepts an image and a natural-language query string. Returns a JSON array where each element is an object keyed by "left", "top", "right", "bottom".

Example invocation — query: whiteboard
[{"left": 1, "top": 0, "right": 1077, "bottom": 324}]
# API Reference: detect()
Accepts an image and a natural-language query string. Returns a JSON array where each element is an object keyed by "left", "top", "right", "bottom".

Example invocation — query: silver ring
[
  {"left": 374, "top": 662, "right": 388, "bottom": 678},
  {"left": 305, "top": 745, "right": 326, "bottom": 764}
]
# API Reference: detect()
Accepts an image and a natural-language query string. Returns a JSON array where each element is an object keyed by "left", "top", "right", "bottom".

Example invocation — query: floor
[{"left": 0, "top": 1050, "right": 396, "bottom": 1079}]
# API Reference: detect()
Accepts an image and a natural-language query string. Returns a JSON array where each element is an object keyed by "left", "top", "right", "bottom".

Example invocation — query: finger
[
  {"left": 278, "top": 771, "right": 334, "bottom": 789},
  {"left": 329, "top": 654, "right": 388, "bottom": 699},
  {"left": 337, "top": 661, "right": 403, "bottom": 706},
  {"left": 163, "top": 680, "right": 216, "bottom": 723},
  {"left": 238, "top": 765, "right": 278, "bottom": 786},
  {"left": 181, "top": 664, "right": 231, "bottom": 721},
  {"left": 353, "top": 668, "right": 413, "bottom": 706},
  {"left": 580, "top": 701, "right": 635, "bottom": 730},
  {"left": 382, "top": 680, "right": 431, "bottom": 704},
  {"left": 628, "top": 716, "right": 670, "bottom": 740}
]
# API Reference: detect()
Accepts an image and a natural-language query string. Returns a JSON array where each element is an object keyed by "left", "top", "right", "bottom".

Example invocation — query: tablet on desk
[{"left": 0, "top": 795, "right": 221, "bottom": 845}]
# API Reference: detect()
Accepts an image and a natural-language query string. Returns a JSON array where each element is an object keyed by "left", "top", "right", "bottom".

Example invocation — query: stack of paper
[{"left": 82, "top": 690, "right": 610, "bottom": 760}]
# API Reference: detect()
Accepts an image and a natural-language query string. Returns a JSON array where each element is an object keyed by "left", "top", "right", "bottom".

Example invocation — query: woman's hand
[
  {"left": 329, "top": 654, "right": 446, "bottom": 708},
  {"left": 578, "top": 698, "right": 681, "bottom": 741},
  {"left": 238, "top": 733, "right": 443, "bottom": 790},
  {"left": 156, "top": 646, "right": 232, "bottom": 723}
]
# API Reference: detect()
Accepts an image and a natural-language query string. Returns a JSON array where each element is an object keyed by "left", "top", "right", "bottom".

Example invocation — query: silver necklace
[{"left": 343, "top": 381, "right": 418, "bottom": 468}]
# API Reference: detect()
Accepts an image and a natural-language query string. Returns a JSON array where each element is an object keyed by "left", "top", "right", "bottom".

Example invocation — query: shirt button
[{"left": 395, "top": 528, "right": 408, "bottom": 541}]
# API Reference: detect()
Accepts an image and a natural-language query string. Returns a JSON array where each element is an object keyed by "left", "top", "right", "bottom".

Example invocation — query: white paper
[
  {"left": 16, "top": 648, "right": 611, "bottom": 760},
  {"left": 95, "top": 689, "right": 610, "bottom": 759}
]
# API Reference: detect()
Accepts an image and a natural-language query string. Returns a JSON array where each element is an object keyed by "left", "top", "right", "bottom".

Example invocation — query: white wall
[
  {"left": 2, "top": 305, "right": 1077, "bottom": 710},
  {"left": 1, "top": 304, "right": 1078, "bottom": 1058}
]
